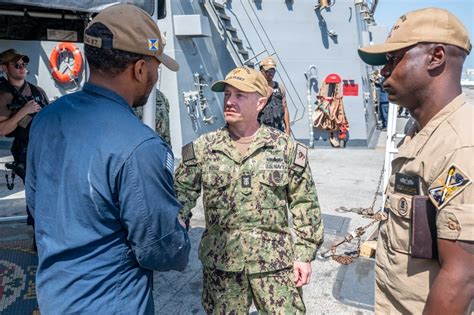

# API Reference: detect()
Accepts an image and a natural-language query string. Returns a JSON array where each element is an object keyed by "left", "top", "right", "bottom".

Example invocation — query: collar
[
  {"left": 398, "top": 94, "right": 467, "bottom": 159},
  {"left": 82, "top": 82, "right": 133, "bottom": 113},
  {"left": 210, "top": 125, "right": 275, "bottom": 163}
]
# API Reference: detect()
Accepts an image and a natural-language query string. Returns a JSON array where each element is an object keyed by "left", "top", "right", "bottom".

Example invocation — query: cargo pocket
[
  {"left": 386, "top": 194, "right": 413, "bottom": 254},
  {"left": 258, "top": 170, "right": 289, "bottom": 209},
  {"left": 202, "top": 170, "right": 233, "bottom": 210}
]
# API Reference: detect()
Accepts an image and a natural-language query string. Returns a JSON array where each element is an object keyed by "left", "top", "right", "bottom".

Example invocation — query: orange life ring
[{"left": 49, "top": 42, "right": 83, "bottom": 83}]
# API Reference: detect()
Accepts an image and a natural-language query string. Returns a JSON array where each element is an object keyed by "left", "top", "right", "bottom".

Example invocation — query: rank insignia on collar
[{"left": 428, "top": 164, "right": 471, "bottom": 209}]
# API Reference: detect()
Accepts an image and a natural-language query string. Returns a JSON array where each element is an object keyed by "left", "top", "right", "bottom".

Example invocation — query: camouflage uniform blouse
[{"left": 175, "top": 125, "right": 323, "bottom": 274}]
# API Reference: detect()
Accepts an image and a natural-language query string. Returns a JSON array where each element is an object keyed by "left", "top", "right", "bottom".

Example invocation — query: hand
[
  {"left": 293, "top": 261, "right": 312, "bottom": 287},
  {"left": 21, "top": 99, "right": 41, "bottom": 115}
]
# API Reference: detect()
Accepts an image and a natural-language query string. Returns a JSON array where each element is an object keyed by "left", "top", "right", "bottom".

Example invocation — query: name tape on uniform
[{"left": 394, "top": 173, "right": 420, "bottom": 195}]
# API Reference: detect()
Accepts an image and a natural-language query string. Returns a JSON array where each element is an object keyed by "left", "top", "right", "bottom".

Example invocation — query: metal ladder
[
  {"left": 203, "top": 0, "right": 307, "bottom": 126},
  {"left": 202, "top": 0, "right": 253, "bottom": 67}
]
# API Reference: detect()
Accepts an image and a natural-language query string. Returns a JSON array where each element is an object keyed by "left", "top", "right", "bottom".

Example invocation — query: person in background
[
  {"left": 134, "top": 89, "right": 172, "bottom": 148},
  {"left": 0, "top": 49, "right": 48, "bottom": 237},
  {"left": 25, "top": 5, "right": 190, "bottom": 314},
  {"left": 377, "top": 83, "right": 390, "bottom": 130},
  {"left": 359, "top": 7, "right": 473, "bottom": 314},
  {"left": 258, "top": 56, "right": 291, "bottom": 135}
]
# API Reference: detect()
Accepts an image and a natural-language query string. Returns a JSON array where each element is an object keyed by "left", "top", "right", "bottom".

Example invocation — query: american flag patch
[{"left": 166, "top": 151, "right": 174, "bottom": 173}]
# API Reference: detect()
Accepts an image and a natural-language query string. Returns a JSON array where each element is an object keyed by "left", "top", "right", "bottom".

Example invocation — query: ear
[
  {"left": 427, "top": 45, "right": 445, "bottom": 70},
  {"left": 256, "top": 95, "right": 268, "bottom": 113},
  {"left": 0, "top": 64, "right": 6, "bottom": 73},
  {"left": 132, "top": 59, "right": 148, "bottom": 83}
]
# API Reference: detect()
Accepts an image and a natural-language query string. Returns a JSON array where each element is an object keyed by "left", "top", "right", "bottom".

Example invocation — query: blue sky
[{"left": 375, "top": 0, "right": 473, "bottom": 70}]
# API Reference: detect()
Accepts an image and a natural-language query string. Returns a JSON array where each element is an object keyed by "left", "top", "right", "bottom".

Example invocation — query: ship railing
[{"left": 236, "top": 0, "right": 307, "bottom": 126}]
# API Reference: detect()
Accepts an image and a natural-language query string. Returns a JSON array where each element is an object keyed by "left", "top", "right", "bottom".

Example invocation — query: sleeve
[
  {"left": 0, "top": 92, "right": 12, "bottom": 119},
  {"left": 116, "top": 138, "right": 190, "bottom": 271},
  {"left": 25, "top": 133, "right": 37, "bottom": 219},
  {"left": 280, "top": 82, "right": 287, "bottom": 99},
  {"left": 430, "top": 147, "right": 474, "bottom": 241},
  {"left": 287, "top": 142, "right": 324, "bottom": 262},
  {"left": 174, "top": 141, "right": 202, "bottom": 224}
]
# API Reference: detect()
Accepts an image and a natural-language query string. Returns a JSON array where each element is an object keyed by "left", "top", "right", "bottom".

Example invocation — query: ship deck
[
  {"left": 1, "top": 88, "right": 472, "bottom": 314},
  {"left": 0, "top": 137, "right": 384, "bottom": 314}
]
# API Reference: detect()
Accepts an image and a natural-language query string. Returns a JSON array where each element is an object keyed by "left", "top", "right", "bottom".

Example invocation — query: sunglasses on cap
[{"left": 9, "top": 62, "right": 28, "bottom": 69}]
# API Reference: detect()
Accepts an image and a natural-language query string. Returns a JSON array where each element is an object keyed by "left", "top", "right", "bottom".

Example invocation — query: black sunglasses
[{"left": 10, "top": 62, "right": 28, "bottom": 69}]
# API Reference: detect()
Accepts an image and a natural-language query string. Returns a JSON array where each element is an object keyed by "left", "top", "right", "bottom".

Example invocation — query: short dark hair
[{"left": 84, "top": 22, "right": 151, "bottom": 76}]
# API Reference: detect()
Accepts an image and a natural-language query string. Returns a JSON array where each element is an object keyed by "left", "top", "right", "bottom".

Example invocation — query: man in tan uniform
[
  {"left": 359, "top": 8, "right": 473, "bottom": 314},
  {"left": 174, "top": 67, "right": 323, "bottom": 313}
]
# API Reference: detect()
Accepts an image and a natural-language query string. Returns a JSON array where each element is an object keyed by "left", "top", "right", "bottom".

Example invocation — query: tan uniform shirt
[{"left": 375, "top": 94, "right": 474, "bottom": 314}]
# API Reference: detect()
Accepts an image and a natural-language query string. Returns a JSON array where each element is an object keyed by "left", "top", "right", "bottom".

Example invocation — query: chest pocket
[
  {"left": 202, "top": 168, "right": 233, "bottom": 209},
  {"left": 258, "top": 170, "right": 289, "bottom": 209},
  {"left": 386, "top": 194, "right": 413, "bottom": 254}
]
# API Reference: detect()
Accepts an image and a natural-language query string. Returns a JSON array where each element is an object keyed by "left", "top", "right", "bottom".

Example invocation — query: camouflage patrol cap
[
  {"left": 359, "top": 7, "right": 471, "bottom": 66},
  {"left": 0, "top": 49, "right": 30, "bottom": 65},
  {"left": 260, "top": 56, "right": 277, "bottom": 70},
  {"left": 84, "top": 4, "right": 179, "bottom": 71},
  {"left": 211, "top": 66, "right": 268, "bottom": 97}
]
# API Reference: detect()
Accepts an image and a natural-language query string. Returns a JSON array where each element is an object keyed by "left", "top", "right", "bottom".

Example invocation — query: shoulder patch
[
  {"left": 293, "top": 143, "right": 308, "bottom": 168},
  {"left": 428, "top": 164, "right": 471, "bottom": 209},
  {"left": 182, "top": 142, "right": 196, "bottom": 162}
]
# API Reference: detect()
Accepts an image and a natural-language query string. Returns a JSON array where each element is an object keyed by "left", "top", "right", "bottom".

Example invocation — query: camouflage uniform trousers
[{"left": 202, "top": 266, "right": 305, "bottom": 314}]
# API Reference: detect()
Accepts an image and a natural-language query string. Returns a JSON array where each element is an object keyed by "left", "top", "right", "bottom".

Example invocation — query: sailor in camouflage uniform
[
  {"left": 174, "top": 67, "right": 323, "bottom": 314},
  {"left": 133, "top": 89, "right": 171, "bottom": 147}
]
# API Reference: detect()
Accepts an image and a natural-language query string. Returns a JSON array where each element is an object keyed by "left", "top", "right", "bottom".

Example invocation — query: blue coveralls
[{"left": 26, "top": 83, "right": 190, "bottom": 314}]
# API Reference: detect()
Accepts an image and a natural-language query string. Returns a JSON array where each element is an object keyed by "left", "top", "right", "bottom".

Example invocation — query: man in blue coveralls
[{"left": 25, "top": 5, "right": 190, "bottom": 314}]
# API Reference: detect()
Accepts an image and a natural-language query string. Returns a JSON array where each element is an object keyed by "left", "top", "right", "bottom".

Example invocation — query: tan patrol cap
[
  {"left": 359, "top": 7, "right": 472, "bottom": 66},
  {"left": 0, "top": 49, "right": 30, "bottom": 65},
  {"left": 211, "top": 67, "right": 268, "bottom": 96},
  {"left": 84, "top": 4, "right": 179, "bottom": 71},
  {"left": 260, "top": 56, "right": 277, "bottom": 70}
]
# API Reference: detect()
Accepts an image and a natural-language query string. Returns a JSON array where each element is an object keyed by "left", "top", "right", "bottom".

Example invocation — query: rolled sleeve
[{"left": 117, "top": 138, "right": 190, "bottom": 271}]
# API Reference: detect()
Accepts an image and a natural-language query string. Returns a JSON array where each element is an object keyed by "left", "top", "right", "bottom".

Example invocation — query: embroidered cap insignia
[{"left": 148, "top": 38, "right": 159, "bottom": 51}]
